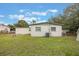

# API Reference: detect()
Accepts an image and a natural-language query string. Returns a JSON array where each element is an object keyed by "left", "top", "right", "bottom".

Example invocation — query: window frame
[
  {"left": 51, "top": 27, "right": 56, "bottom": 32},
  {"left": 35, "top": 27, "right": 41, "bottom": 32}
]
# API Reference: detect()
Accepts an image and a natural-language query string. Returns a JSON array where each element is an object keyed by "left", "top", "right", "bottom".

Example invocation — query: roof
[
  {"left": 0, "top": 24, "right": 5, "bottom": 26},
  {"left": 0, "top": 24, "right": 9, "bottom": 28},
  {"left": 29, "top": 22, "right": 62, "bottom": 26},
  {"left": 30, "top": 22, "right": 52, "bottom": 25}
]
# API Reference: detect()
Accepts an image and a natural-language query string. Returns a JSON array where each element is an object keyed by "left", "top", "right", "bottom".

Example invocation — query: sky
[{"left": 0, "top": 3, "right": 71, "bottom": 25}]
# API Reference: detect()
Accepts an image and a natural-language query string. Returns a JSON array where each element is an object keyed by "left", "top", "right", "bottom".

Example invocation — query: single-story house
[
  {"left": 30, "top": 22, "right": 62, "bottom": 37},
  {"left": 15, "top": 22, "right": 62, "bottom": 37},
  {"left": 0, "top": 24, "right": 10, "bottom": 33}
]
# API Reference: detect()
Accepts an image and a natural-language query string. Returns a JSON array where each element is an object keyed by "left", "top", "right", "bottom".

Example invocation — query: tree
[
  {"left": 15, "top": 20, "right": 29, "bottom": 28},
  {"left": 48, "top": 14, "right": 66, "bottom": 29},
  {"left": 64, "top": 3, "right": 79, "bottom": 16},
  {"left": 64, "top": 3, "right": 79, "bottom": 32},
  {"left": 48, "top": 3, "right": 79, "bottom": 33},
  {"left": 8, "top": 24, "right": 15, "bottom": 31}
]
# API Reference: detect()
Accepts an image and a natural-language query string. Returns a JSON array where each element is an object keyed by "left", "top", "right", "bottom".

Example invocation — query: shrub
[{"left": 0, "top": 30, "right": 8, "bottom": 34}]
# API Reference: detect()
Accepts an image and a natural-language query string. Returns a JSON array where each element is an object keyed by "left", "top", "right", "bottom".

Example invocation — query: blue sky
[{"left": 0, "top": 3, "right": 71, "bottom": 25}]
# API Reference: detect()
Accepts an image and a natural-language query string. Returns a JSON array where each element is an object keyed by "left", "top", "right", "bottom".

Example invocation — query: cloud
[
  {"left": 25, "top": 12, "right": 32, "bottom": 16},
  {"left": 8, "top": 9, "right": 58, "bottom": 24},
  {"left": 31, "top": 9, "right": 58, "bottom": 16},
  {"left": 24, "top": 17, "right": 41, "bottom": 24},
  {"left": 48, "top": 9, "right": 58, "bottom": 13},
  {"left": 9, "top": 14, "right": 39, "bottom": 23},
  {"left": 9, "top": 14, "right": 25, "bottom": 20},
  {"left": 36, "top": 20, "right": 47, "bottom": 23},
  {"left": 24, "top": 17, "right": 37, "bottom": 21},
  {"left": 18, "top": 15, "right": 25, "bottom": 20},
  {"left": 32, "top": 11, "right": 47, "bottom": 16},
  {"left": 9, "top": 14, "right": 18, "bottom": 19},
  {"left": 19, "top": 9, "right": 25, "bottom": 13},
  {"left": 0, "top": 15, "right": 5, "bottom": 18},
  {"left": 8, "top": 14, "right": 47, "bottom": 24}
]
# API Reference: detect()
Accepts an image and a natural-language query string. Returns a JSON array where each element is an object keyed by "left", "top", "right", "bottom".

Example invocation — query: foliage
[
  {"left": 48, "top": 14, "right": 66, "bottom": 29},
  {"left": 48, "top": 3, "right": 79, "bottom": 33},
  {"left": 8, "top": 24, "right": 15, "bottom": 31},
  {"left": 0, "top": 30, "right": 8, "bottom": 34},
  {"left": 14, "top": 20, "right": 29, "bottom": 28},
  {"left": 64, "top": 3, "right": 79, "bottom": 32}
]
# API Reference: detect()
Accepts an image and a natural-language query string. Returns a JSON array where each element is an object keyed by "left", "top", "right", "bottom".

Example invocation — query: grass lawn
[{"left": 0, "top": 34, "right": 78, "bottom": 56}]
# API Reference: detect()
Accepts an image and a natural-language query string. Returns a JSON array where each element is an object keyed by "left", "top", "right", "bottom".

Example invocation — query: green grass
[{"left": 0, "top": 34, "right": 78, "bottom": 56}]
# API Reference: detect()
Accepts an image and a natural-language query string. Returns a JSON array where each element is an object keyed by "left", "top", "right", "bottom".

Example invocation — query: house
[
  {"left": 30, "top": 22, "right": 62, "bottom": 37},
  {"left": 15, "top": 22, "right": 62, "bottom": 37},
  {"left": 15, "top": 28, "right": 30, "bottom": 34},
  {"left": 0, "top": 24, "right": 10, "bottom": 33}
]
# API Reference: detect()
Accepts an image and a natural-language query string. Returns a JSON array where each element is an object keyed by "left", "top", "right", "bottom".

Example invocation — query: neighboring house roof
[
  {"left": 0, "top": 24, "right": 5, "bottom": 26},
  {"left": 0, "top": 24, "right": 9, "bottom": 28}
]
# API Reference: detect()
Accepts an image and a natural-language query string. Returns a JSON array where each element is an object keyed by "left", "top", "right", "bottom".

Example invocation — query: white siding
[
  {"left": 15, "top": 28, "right": 30, "bottom": 34},
  {"left": 0, "top": 26, "right": 10, "bottom": 32},
  {"left": 31, "top": 24, "right": 49, "bottom": 36},
  {"left": 30, "top": 24, "right": 62, "bottom": 37},
  {"left": 7, "top": 27, "right": 10, "bottom": 32},
  {"left": 15, "top": 24, "right": 62, "bottom": 37},
  {"left": 50, "top": 25, "right": 62, "bottom": 37}
]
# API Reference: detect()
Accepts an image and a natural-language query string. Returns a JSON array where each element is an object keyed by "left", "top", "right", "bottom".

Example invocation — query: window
[
  {"left": 51, "top": 27, "right": 56, "bottom": 31},
  {"left": 35, "top": 27, "right": 41, "bottom": 32}
]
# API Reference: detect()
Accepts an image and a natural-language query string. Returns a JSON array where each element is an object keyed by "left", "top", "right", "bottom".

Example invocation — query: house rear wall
[{"left": 30, "top": 24, "right": 62, "bottom": 37}]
